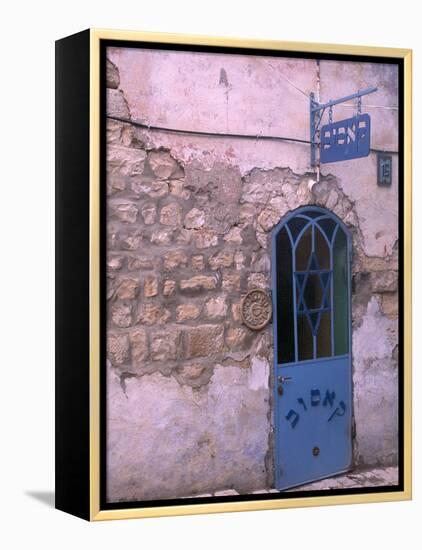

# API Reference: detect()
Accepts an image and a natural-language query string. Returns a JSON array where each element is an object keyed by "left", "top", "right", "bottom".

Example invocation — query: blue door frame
[{"left": 272, "top": 205, "right": 353, "bottom": 490}]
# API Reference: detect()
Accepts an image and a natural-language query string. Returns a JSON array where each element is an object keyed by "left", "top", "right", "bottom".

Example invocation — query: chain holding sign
[{"left": 310, "top": 87, "right": 377, "bottom": 166}]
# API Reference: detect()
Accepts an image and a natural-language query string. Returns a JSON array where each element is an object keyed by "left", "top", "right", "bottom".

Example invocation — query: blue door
[{"left": 272, "top": 206, "right": 352, "bottom": 490}]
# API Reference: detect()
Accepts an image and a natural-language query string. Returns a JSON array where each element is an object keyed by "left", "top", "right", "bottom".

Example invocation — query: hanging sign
[{"left": 320, "top": 113, "right": 371, "bottom": 164}]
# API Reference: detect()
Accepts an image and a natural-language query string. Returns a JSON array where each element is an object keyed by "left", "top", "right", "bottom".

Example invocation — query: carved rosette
[{"left": 241, "top": 288, "right": 272, "bottom": 330}]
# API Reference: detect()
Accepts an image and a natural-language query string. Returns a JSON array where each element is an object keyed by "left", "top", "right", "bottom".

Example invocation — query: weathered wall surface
[{"left": 106, "top": 48, "right": 399, "bottom": 501}]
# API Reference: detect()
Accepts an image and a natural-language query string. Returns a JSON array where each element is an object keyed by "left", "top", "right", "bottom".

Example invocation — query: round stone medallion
[{"left": 241, "top": 288, "right": 272, "bottom": 330}]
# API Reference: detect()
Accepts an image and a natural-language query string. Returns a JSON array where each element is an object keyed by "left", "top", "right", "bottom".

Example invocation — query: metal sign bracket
[{"left": 310, "top": 87, "right": 377, "bottom": 166}]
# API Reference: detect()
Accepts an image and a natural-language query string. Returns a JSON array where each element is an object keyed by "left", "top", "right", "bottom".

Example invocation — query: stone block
[
  {"left": 223, "top": 226, "right": 243, "bottom": 244},
  {"left": 381, "top": 292, "right": 399, "bottom": 318},
  {"left": 106, "top": 59, "right": 120, "bottom": 89},
  {"left": 239, "top": 203, "right": 256, "bottom": 225},
  {"left": 180, "top": 275, "right": 218, "bottom": 292},
  {"left": 231, "top": 301, "right": 242, "bottom": 322},
  {"left": 194, "top": 229, "right": 218, "bottom": 249},
  {"left": 111, "top": 303, "right": 132, "bottom": 328},
  {"left": 150, "top": 328, "right": 181, "bottom": 361},
  {"left": 148, "top": 150, "right": 184, "bottom": 179},
  {"left": 169, "top": 179, "right": 190, "bottom": 200},
  {"left": 184, "top": 208, "right": 205, "bottom": 229},
  {"left": 116, "top": 277, "right": 139, "bottom": 300},
  {"left": 176, "top": 304, "right": 201, "bottom": 322},
  {"left": 107, "top": 255, "right": 124, "bottom": 271},
  {"left": 120, "top": 233, "right": 142, "bottom": 251},
  {"left": 175, "top": 363, "right": 207, "bottom": 381},
  {"left": 107, "top": 88, "right": 130, "bottom": 119},
  {"left": 251, "top": 251, "right": 271, "bottom": 273},
  {"left": 106, "top": 275, "right": 116, "bottom": 301},
  {"left": 151, "top": 228, "right": 173, "bottom": 245},
  {"left": 106, "top": 119, "right": 137, "bottom": 148},
  {"left": 183, "top": 324, "right": 224, "bottom": 358},
  {"left": 191, "top": 255, "right": 205, "bottom": 271},
  {"left": 129, "top": 328, "right": 149, "bottom": 365},
  {"left": 144, "top": 276, "right": 158, "bottom": 298},
  {"left": 255, "top": 230, "right": 268, "bottom": 249},
  {"left": 163, "top": 250, "right": 188, "bottom": 271},
  {"left": 107, "top": 147, "right": 146, "bottom": 187},
  {"left": 173, "top": 363, "right": 214, "bottom": 389},
  {"left": 127, "top": 255, "right": 154, "bottom": 271},
  {"left": 208, "top": 250, "right": 234, "bottom": 270},
  {"left": 137, "top": 303, "right": 171, "bottom": 326},
  {"left": 107, "top": 332, "right": 129, "bottom": 366},
  {"left": 174, "top": 228, "right": 192, "bottom": 245},
  {"left": 371, "top": 270, "right": 398, "bottom": 293},
  {"left": 205, "top": 296, "right": 228, "bottom": 319},
  {"left": 163, "top": 279, "right": 176, "bottom": 296},
  {"left": 234, "top": 251, "right": 247, "bottom": 270},
  {"left": 226, "top": 327, "right": 250, "bottom": 351},
  {"left": 160, "top": 203, "right": 182, "bottom": 226},
  {"left": 222, "top": 272, "right": 241, "bottom": 292},
  {"left": 247, "top": 273, "right": 269, "bottom": 290},
  {"left": 140, "top": 203, "right": 157, "bottom": 225},
  {"left": 240, "top": 168, "right": 287, "bottom": 205},
  {"left": 131, "top": 179, "right": 169, "bottom": 199},
  {"left": 109, "top": 202, "right": 138, "bottom": 224}
]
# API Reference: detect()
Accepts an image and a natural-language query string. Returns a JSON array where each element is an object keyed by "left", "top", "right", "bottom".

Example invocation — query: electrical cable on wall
[
  {"left": 107, "top": 115, "right": 311, "bottom": 145},
  {"left": 107, "top": 69, "right": 399, "bottom": 158},
  {"left": 107, "top": 114, "right": 398, "bottom": 155}
]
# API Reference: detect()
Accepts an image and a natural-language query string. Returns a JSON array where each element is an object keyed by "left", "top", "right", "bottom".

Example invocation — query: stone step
[{"left": 180, "top": 466, "right": 399, "bottom": 498}]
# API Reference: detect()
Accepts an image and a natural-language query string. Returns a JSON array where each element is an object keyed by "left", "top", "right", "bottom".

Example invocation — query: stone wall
[{"left": 105, "top": 49, "right": 399, "bottom": 502}]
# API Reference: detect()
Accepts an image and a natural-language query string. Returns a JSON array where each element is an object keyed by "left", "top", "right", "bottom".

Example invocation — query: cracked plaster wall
[{"left": 105, "top": 49, "right": 399, "bottom": 502}]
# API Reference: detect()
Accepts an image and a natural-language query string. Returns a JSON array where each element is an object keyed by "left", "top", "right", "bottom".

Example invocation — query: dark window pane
[
  {"left": 315, "top": 226, "right": 330, "bottom": 269},
  {"left": 318, "top": 217, "right": 337, "bottom": 242},
  {"left": 276, "top": 227, "right": 295, "bottom": 364},
  {"left": 295, "top": 225, "right": 312, "bottom": 271},
  {"left": 308, "top": 252, "right": 319, "bottom": 270},
  {"left": 287, "top": 216, "right": 309, "bottom": 243},
  {"left": 320, "top": 272, "right": 331, "bottom": 308},
  {"left": 333, "top": 228, "right": 349, "bottom": 355},
  {"left": 308, "top": 312, "right": 320, "bottom": 334},
  {"left": 298, "top": 314, "right": 313, "bottom": 361},
  {"left": 295, "top": 273, "right": 306, "bottom": 312},
  {"left": 303, "top": 273, "right": 323, "bottom": 311},
  {"left": 317, "top": 311, "right": 332, "bottom": 357}
]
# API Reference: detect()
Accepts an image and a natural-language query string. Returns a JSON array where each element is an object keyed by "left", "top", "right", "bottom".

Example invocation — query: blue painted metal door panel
[
  {"left": 275, "top": 357, "right": 352, "bottom": 489},
  {"left": 272, "top": 206, "right": 352, "bottom": 490}
]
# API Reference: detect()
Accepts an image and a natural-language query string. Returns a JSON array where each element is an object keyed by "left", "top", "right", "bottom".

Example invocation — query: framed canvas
[{"left": 55, "top": 28, "right": 412, "bottom": 521}]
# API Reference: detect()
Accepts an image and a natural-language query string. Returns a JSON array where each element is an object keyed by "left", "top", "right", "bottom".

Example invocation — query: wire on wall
[
  {"left": 107, "top": 115, "right": 311, "bottom": 145},
  {"left": 107, "top": 67, "right": 399, "bottom": 158},
  {"left": 107, "top": 114, "right": 399, "bottom": 156}
]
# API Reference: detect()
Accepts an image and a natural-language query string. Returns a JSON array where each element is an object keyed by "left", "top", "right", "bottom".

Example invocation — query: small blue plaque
[
  {"left": 320, "top": 113, "right": 371, "bottom": 164},
  {"left": 377, "top": 153, "right": 392, "bottom": 186}
]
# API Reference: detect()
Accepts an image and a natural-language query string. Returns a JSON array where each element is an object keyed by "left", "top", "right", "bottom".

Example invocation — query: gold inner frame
[{"left": 89, "top": 28, "right": 412, "bottom": 521}]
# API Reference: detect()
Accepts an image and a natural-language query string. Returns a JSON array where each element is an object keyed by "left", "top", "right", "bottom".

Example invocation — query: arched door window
[{"left": 274, "top": 207, "right": 350, "bottom": 365}]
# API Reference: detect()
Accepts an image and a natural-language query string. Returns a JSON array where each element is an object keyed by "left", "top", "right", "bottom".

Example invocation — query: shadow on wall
[{"left": 25, "top": 491, "right": 55, "bottom": 508}]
